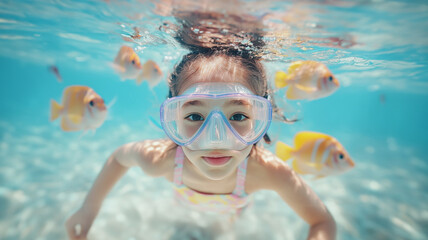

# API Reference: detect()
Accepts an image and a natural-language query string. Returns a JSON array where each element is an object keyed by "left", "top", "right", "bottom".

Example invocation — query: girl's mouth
[{"left": 202, "top": 156, "right": 232, "bottom": 166}]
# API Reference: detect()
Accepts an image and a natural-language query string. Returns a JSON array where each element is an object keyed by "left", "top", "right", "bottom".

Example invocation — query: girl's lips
[{"left": 202, "top": 156, "right": 232, "bottom": 166}]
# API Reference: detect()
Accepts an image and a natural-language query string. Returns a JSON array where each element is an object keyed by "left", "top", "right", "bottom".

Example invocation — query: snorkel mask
[{"left": 160, "top": 83, "right": 272, "bottom": 150}]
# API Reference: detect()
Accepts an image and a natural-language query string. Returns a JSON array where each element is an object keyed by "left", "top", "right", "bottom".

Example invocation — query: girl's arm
[
  {"left": 65, "top": 140, "right": 174, "bottom": 240},
  {"left": 249, "top": 149, "right": 336, "bottom": 240}
]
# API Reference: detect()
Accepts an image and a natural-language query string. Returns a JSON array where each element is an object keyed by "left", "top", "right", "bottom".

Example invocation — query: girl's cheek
[{"left": 185, "top": 125, "right": 199, "bottom": 138}]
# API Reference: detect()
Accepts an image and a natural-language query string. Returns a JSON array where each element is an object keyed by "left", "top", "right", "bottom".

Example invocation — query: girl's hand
[{"left": 65, "top": 206, "right": 98, "bottom": 240}]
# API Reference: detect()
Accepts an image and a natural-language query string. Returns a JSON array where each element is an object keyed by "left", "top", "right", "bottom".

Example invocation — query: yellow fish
[
  {"left": 275, "top": 61, "right": 340, "bottom": 100},
  {"left": 112, "top": 46, "right": 163, "bottom": 86},
  {"left": 275, "top": 131, "right": 354, "bottom": 179},
  {"left": 50, "top": 86, "right": 107, "bottom": 132}
]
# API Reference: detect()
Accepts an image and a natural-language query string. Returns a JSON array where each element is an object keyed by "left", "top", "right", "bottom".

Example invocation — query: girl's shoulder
[
  {"left": 246, "top": 146, "right": 296, "bottom": 193},
  {"left": 117, "top": 139, "right": 177, "bottom": 178}
]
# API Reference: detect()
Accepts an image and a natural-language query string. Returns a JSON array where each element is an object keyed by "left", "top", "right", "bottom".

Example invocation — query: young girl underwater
[{"left": 65, "top": 11, "right": 336, "bottom": 240}]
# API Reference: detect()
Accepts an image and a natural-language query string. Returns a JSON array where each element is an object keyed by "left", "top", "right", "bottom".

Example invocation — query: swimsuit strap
[
  {"left": 173, "top": 146, "right": 185, "bottom": 185},
  {"left": 232, "top": 157, "right": 249, "bottom": 196}
]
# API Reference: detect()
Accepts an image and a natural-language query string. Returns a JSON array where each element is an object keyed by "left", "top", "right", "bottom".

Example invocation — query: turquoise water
[{"left": 1, "top": 0, "right": 428, "bottom": 239}]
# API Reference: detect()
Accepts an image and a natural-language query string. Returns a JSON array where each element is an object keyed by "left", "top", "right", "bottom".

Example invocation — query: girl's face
[{"left": 179, "top": 66, "right": 256, "bottom": 180}]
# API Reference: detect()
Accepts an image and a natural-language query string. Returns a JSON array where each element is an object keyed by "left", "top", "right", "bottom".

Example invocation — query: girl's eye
[
  {"left": 185, "top": 114, "right": 204, "bottom": 121},
  {"left": 229, "top": 113, "right": 248, "bottom": 121},
  {"left": 89, "top": 100, "right": 94, "bottom": 107}
]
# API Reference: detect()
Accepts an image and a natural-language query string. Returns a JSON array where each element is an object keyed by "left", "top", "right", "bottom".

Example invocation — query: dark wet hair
[
  {"left": 168, "top": 11, "right": 267, "bottom": 97},
  {"left": 168, "top": 51, "right": 268, "bottom": 98},
  {"left": 173, "top": 11, "right": 266, "bottom": 58},
  {"left": 167, "top": 11, "right": 295, "bottom": 145}
]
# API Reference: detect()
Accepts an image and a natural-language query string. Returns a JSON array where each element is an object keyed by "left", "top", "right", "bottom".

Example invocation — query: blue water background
[{"left": 1, "top": 0, "right": 427, "bottom": 239}]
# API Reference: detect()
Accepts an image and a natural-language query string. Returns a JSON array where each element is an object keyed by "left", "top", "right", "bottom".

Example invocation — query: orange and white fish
[
  {"left": 136, "top": 60, "right": 163, "bottom": 87},
  {"left": 111, "top": 46, "right": 163, "bottom": 86},
  {"left": 275, "top": 61, "right": 339, "bottom": 100},
  {"left": 111, "top": 45, "right": 143, "bottom": 80},
  {"left": 50, "top": 86, "right": 107, "bottom": 132},
  {"left": 275, "top": 131, "right": 354, "bottom": 179}
]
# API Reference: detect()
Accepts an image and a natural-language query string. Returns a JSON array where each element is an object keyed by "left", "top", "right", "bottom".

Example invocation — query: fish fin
[
  {"left": 295, "top": 84, "right": 318, "bottom": 93},
  {"left": 292, "top": 160, "right": 305, "bottom": 174},
  {"left": 275, "top": 141, "right": 294, "bottom": 161},
  {"left": 109, "top": 62, "right": 126, "bottom": 73},
  {"left": 146, "top": 74, "right": 162, "bottom": 88},
  {"left": 106, "top": 96, "right": 117, "bottom": 109},
  {"left": 295, "top": 131, "right": 332, "bottom": 149},
  {"left": 50, "top": 99, "right": 63, "bottom": 121},
  {"left": 61, "top": 118, "right": 79, "bottom": 132},
  {"left": 147, "top": 77, "right": 161, "bottom": 88},
  {"left": 312, "top": 175, "right": 325, "bottom": 180},
  {"left": 285, "top": 86, "right": 304, "bottom": 100},
  {"left": 136, "top": 71, "right": 145, "bottom": 85},
  {"left": 140, "top": 60, "right": 162, "bottom": 88},
  {"left": 78, "top": 130, "right": 90, "bottom": 139},
  {"left": 274, "top": 71, "right": 289, "bottom": 88},
  {"left": 288, "top": 61, "right": 304, "bottom": 73}
]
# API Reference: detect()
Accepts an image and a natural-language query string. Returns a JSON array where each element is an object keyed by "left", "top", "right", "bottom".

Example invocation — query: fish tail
[
  {"left": 50, "top": 99, "right": 62, "bottom": 121},
  {"left": 275, "top": 141, "right": 293, "bottom": 161},
  {"left": 275, "top": 71, "right": 289, "bottom": 88}
]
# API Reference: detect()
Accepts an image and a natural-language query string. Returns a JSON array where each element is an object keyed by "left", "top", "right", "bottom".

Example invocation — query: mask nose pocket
[
  {"left": 206, "top": 111, "right": 227, "bottom": 144},
  {"left": 193, "top": 109, "right": 243, "bottom": 150}
]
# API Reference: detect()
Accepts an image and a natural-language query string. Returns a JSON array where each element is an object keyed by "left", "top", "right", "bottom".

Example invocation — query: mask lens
[
  {"left": 180, "top": 109, "right": 205, "bottom": 139},
  {"left": 160, "top": 88, "right": 272, "bottom": 149},
  {"left": 224, "top": 97, "right": 253, "bottom": 138},
  {"left": 161, "top": 95, "right": 272, "bottom": 145}
]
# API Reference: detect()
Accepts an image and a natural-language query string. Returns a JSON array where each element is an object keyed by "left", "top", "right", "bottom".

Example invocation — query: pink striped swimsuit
[{"left": 173, "top": 147, "right": 251, "bottom": 214}]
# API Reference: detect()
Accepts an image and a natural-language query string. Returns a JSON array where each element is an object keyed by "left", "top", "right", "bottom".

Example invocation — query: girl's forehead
[
  {"left": 176, "top": 55, "right": 258, "bottom": 95},
  {"left": 179, "top": 78, "right": 255, "bottom": 95},
  {"left": 181, "top": 82, "right": 254, "bottom": 96}
]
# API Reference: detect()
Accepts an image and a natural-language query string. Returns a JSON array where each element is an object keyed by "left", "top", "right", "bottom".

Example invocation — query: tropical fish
[
  {"left": 49, "top": 65, "right": 62, "bottom": 83},
  {"left": 50, "top": 86, "right": 107, "bottom": 132},
  {"left": 275, "top": 131, "right": 354, "bottom": 179},
  {"left": 136, "top": 60, "right": 163, "bottom": 87},
  {"left": 111, "top": 46, "right": 163, "bottom": 86},
  {"left": 275, "top": 61, "right": 339, "bottom": 100},
  {"left": 111, "top": 45, "right": 143, "bottom": 80}
]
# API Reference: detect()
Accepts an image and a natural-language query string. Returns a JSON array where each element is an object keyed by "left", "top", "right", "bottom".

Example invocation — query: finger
[
  {"left": 65, "top": 221, "right": 81, "bottom": 240},
  {"left": 65, "top": 221, "right": 76, "bottom": 238},
  {"left": 75, "top": 224, "right": 82, "bottom": 236}
]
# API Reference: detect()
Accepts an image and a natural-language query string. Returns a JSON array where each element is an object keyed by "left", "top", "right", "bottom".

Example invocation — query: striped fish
[{"left": 275, "top": 131, "right": 354, "bottom": 179}]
